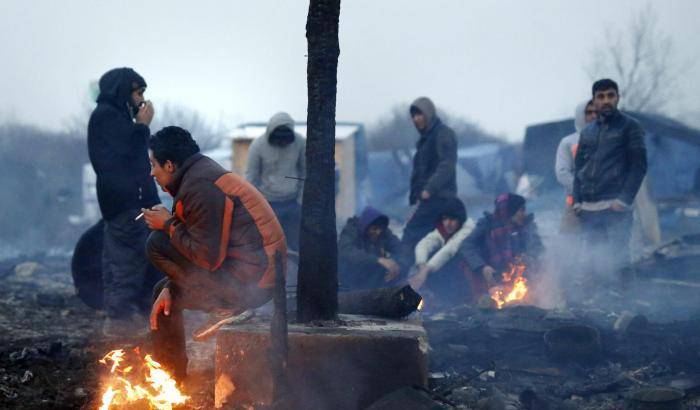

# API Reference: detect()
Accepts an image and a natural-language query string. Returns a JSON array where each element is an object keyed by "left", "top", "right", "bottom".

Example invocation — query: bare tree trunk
[{"left": 297, "top": 0, "right": 341, "bottom": 322}]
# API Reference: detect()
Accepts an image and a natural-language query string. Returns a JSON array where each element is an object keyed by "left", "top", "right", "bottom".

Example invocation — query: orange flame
[
  {"left": 489, "top": 260, "right": 529, "bottom": 309},
  {"left": 98, "top": 348, "right": 189, "bottom": 410}
]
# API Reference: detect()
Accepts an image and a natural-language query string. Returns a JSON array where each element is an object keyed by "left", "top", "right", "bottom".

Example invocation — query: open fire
[
  {"left": 489, "top": 260, "right": 529, "bottom": 309},
  {"left": 98, "top": 348, "right": 189, "bottom": 410}
]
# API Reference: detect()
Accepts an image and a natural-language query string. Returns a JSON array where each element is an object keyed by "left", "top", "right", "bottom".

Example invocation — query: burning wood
[
  {"left": 98, "top": 348, "right": 188, "bottom": 410},
  {"left": 489, "top": 260, "right": 529, "bottom": 309}
]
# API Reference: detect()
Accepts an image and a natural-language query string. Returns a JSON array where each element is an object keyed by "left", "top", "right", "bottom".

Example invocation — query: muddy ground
[
  {"left": 2, "top": 252, "right": 700, "bottom": 410},
  {"left": 0, "top": 255, "right": 215, "bottom": 410}
]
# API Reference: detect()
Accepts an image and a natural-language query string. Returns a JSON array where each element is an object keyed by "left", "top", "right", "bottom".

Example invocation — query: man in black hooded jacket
[
  {"left": 88, "top": 67, "right": 160, "bottom": 337},
  {"left": 401, "top": 97, "right": 458, "bottom": 263}
]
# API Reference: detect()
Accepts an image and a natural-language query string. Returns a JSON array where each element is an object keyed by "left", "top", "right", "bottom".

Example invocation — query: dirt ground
[
  {"left": 0, "top": 255, "right": 216, "bottom": 410},
  {"left": 2, "top": 252, "right": 700, "bottom": 410}
]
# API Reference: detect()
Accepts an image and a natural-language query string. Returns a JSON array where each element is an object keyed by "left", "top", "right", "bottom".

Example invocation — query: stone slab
[{"left": 215, "top": 314, "right": 428, "bottom": 409}]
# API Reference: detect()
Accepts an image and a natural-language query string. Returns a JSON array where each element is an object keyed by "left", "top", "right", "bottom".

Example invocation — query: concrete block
[{"left": 215, "top": 314, "right": 428, "bottom": 409}]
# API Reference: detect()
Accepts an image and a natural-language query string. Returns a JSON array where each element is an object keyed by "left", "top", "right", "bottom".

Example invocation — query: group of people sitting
[{"left": 338, "top": 193, "right": 543, "bottom": 307}]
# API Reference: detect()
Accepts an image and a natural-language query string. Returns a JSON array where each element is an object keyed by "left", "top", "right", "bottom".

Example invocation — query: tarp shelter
[{"left": 522, "top": 112, "right": 700, "bottom": 202}]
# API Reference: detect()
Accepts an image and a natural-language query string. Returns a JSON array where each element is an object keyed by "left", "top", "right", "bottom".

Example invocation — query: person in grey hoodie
[
  {"left": 555, "top": 100, "right": 597, "bottom": 232},
  {"left": 245, "top": 112, "right": 305, "bottom": 251},
  {"left": 401, "top": 97, "right": 458, "bottom": 262}
]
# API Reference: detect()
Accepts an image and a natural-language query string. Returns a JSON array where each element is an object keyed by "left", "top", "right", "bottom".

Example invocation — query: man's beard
[{"left": 599, "top": 105, "right": 616, "bottom": 117}]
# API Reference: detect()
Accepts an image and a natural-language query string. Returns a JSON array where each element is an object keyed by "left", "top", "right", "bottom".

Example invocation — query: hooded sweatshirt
[
  {"left": 245, "top": 112, "right": 306, "bottom": 203},
  {"left": 408, "top": 97, "right": 458, "bottom": 205},
  {"left": 555, "top": 101, "right": 589, "bottom": 198},
  {"left": 87, "top": 67, "right": 160, "bottom": 220},
  {"left": 338, "top": 206, "right": 403, "bottom": 290}
]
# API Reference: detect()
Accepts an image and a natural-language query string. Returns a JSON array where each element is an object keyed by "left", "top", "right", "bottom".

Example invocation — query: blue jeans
[{"left": 269, "top": 199, "right": 301, "bottom": 251}]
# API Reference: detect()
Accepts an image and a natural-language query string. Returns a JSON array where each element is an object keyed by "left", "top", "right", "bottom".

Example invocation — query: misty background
[{"left": 1, "top": 1, "right": 699, "bottom": 255}]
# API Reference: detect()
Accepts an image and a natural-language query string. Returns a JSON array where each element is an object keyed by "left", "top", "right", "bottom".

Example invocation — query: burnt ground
[
  {"left": 0, "top": 255, "right": 216, "bottom": 410},
  {"left": 422, "top": 276, "right": 700, "bottom": 410},
  {"left": 2, "top": 252, "right": 700, "bottom": 410}
]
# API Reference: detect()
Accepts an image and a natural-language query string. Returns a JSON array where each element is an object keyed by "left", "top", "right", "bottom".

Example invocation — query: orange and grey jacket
[{"left": 163, "top": 153, "right": 286, "bottom": 289}]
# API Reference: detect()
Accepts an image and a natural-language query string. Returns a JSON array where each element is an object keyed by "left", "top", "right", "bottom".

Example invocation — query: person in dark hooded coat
[
  {"left": 401, "top": 97, "right": 458, "bottom": 262},
  {"left": 87, "top": 67, "right": 160, "bottom": 337},
  {"left": 338, "top": 207, "right": 405, "bottom": 291}
]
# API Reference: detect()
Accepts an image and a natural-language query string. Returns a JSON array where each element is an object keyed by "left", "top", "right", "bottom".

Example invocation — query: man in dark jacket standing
[
  {"left": 402, "top": 97, "right": 457, "bottom": 263},
  {"left": 88, "top": 67, "right": 160, "bottom": 337},
  {"left": 338, "top": 206, "right": 405, "bottom": 291},
  {"left": 573, "top": 79, "right": 647, "bottom": 284}
]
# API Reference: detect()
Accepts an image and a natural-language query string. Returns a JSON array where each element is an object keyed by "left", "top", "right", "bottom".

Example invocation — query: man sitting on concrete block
[{"left": 141, "top": 126, "right": 286, "bottom": 381}]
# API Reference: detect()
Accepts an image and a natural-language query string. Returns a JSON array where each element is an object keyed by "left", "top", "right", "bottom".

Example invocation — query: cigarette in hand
[{"left": 134, "top": 212, "right": 144, "bottom": 221}]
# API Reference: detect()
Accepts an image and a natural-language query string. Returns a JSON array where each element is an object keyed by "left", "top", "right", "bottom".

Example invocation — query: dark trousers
[
  {"left": 146, "top": 231, "right": 271, "bottom": 380},
  {"left": 401, "top": 198, "right": 445, "bottom": 264},
  {"left": 102, "top": 208, "right": 151, "bottom": 318},
  {"left": 269, "top": 199, "right": 300, "bottom": 251},
  {"left": 579, "top": 210, "right": 634, "bottom": 285}
]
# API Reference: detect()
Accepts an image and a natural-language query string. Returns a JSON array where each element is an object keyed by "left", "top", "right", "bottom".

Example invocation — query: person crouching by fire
[
  {"left": 338, "top": 206, "right": 407, "bottom": 291},
  {"left": 141, "top": 126, "right": 286, "bottom": 382},
  {"left": 458, "top": 193, "right": 543, "bottom": 302},
  {"left": 408, "top": 197, "right": 476, "bottom": 306}
]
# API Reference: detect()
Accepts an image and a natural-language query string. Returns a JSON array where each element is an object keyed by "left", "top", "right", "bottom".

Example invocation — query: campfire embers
[
  {"left": 489, "top": 260, "right": 529, "bottom": 309},
  {"left": 98, "top": 348, "right": 188, "bottom": 410}
]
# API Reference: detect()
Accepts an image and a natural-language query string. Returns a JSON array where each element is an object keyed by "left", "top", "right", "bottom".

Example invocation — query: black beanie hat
[{"left": 440, "top": 197, "right": 467, "bottom": 224}]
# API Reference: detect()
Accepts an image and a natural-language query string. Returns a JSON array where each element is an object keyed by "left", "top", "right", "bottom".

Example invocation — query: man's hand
[
  {"left": 136, "top": 101, "right": 155, "bottom": 125},
  {"left": 150, "top": 287, "right": 172, "bottom": 330},
  {"left": 142, "top": 206, "right": 172, "bottom": 231},
  {"left": 482, "top": 265, "right": 498, "bottom": 288},
  {"left": 420, "top": 190, "right": 431, "bottom": 201},
  {"left": 378, "top": 257, "right": 400, "bottom": 282},
  {"left": 408, "top": 264, "right": 431, "bottom": 290},
  {"left": 572, "top": 203, "right": 582, "bottom": 215}
]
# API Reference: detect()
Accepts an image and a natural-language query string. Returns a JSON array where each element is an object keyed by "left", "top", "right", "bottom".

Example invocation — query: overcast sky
[{"left": 1, "top": 1, "right": 699, "bottom": 141}]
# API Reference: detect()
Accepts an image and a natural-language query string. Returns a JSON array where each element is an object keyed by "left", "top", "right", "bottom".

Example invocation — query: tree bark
[{"left": 297, "top": 0, "right": 341, "bottom": 322}]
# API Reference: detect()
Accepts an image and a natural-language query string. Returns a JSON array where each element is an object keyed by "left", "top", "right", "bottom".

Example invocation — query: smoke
[{"left": 530, "top": 204, "right": 700, "bottom": 323}]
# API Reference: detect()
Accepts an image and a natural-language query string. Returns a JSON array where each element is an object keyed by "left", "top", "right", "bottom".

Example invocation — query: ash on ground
[
  {"left": 0, "top": 255, "right": 215, "bottom": 410},
  {"left": 2, "top": 250, "right": 700, "bottom": 410}
]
